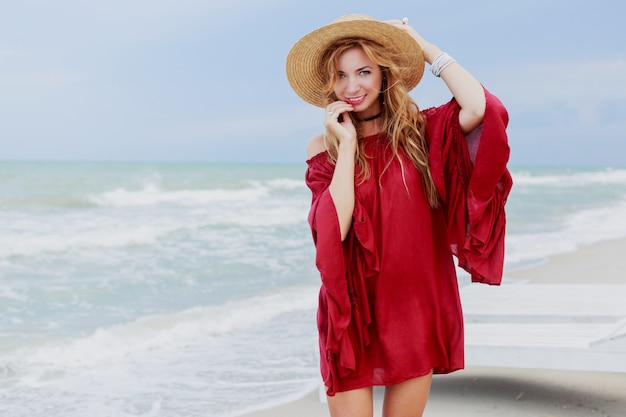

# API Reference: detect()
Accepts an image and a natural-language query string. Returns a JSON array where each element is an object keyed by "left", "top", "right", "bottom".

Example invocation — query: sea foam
[
  {"left": 89, "top": 183, "right": 270, "bottom": 207},
  {"left": 512, "top": 167, "right": 626, "bottom": 187},
  {"left": 3, "top": 284, "right": 318, "bottom": 368}
]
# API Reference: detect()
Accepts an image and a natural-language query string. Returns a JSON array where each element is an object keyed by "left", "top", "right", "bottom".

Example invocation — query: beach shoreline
[
  {"left": 505, "top": 236, "right": 626, "bottom": 284},
  {"left": 237, "top": 237, "right": 626, "bottom": 417}
]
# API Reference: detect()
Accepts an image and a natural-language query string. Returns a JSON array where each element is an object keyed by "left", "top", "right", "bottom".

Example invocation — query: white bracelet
[{"left": 430, "top": 52, "right": 456, "bottom": 77}]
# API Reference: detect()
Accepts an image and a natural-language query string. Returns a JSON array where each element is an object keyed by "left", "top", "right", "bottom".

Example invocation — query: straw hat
[{"left": 286, "top": 14, "right": 424, "bottom": 107}]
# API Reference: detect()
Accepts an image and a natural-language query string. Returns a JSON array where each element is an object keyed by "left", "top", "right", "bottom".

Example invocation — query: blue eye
[{"left": 360, "top": 70, "right": 371, "bottom": 76}]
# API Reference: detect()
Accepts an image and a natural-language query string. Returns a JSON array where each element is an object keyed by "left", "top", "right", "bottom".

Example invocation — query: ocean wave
[
  {"left": 87, "top": 178, "right": 307, "bottom": 208},
  {"left": 512, "top": 167, "right": 626, "bottom": 187},
  {"left": 1, "top": 285, "right": 318, "bottom": 368},
  {"left": 261, "top": 178, "right": 306, "bottom": 190},
  {"left": 0, "top": 220, "right": 178, "bottom": 257},
  {"left": 0, "top": 201, "right": 309, "bottom": 259},
  {"left": 88, "top": 183, "right": 271, "bottom": 207},
  {"left": 0, "top": 285, "right": 320, "bottom": 417},
  {"left": 505, "top": 199, "right": 626, "bottom": 268},
  {"left": 0, "top": 286, "right": 27, "bottom": 303}
]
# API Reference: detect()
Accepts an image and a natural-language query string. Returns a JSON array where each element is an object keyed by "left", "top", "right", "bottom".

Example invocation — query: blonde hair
[{"left": 321, "top": 38, "right": 439, "bottom": 208}]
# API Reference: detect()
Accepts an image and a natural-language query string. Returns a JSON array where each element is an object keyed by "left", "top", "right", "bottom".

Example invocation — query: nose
[{"left": 346, "top": 76, "right": 359, "bottom": 94}]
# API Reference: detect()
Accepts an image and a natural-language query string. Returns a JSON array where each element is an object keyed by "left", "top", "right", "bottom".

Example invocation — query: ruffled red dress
[{"left": 305, "top": 89, "right": 512, "bottom": 395}]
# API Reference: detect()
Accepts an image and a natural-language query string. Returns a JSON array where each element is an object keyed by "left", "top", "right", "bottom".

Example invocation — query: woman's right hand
[{"left": 325, "top": 101, "right": 356, "bottom": 147}]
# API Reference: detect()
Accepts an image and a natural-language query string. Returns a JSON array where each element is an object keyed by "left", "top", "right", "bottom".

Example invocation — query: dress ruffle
[
  {"left": 305, "top": 154, "right": 380, "bottom": 393},
  {"left": 425, "top": 88, "right": 512, "bottom": 284}
]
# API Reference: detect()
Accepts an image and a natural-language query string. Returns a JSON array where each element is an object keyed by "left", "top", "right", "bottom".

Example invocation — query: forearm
[
  {"left": 423, "top": 44, "right": 486, "bottom": 133},
  {"left": 329, "top": 142, "right": 356, "bottom": 241}
]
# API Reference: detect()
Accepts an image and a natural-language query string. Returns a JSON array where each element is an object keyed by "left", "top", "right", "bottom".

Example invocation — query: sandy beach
[{"left": 240, "top": 238, "right": 626, "bottom": 417}]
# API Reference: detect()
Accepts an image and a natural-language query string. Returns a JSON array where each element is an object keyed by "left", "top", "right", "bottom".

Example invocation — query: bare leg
[
  {"left": 382, "top": 372, "right": 433, "bottom": 417},
  {"left": 327, "top": 386, "right": 374, "bottom": 417}
]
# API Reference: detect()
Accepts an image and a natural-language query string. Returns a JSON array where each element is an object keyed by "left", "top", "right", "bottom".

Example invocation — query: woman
[{"left": 285, "top": 14, "right": 512, "bottom": 417}]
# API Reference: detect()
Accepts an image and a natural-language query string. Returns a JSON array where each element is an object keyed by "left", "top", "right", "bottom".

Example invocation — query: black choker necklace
[{"left": 356, "top": 113, "right": 382, "bottom": 122}]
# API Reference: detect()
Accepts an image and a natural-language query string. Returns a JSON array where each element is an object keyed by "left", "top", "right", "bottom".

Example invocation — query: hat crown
[{"left": 333, "top": 14, "right": 375, "bottom": 24}]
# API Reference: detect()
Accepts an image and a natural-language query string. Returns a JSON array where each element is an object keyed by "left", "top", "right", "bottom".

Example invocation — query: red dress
[{"left": 305, "top": 89, "right": 512, "bottom": 395}]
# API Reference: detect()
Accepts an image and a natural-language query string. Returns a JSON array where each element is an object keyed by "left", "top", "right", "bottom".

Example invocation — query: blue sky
[{"left": 1, "top": 0, "right": 624, "bottom": 166}]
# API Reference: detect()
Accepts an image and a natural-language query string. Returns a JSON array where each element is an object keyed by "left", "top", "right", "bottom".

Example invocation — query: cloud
[
  {"left": 203, "top": 107, "right": 321, "bottom": 141},
  {"left": 1, "top": 0, "right": 287, "bottom": 49},
  {"left": 0, "top": 73, "right": 85, "bottom": 95},
  {"left": 499, "top": 58, "right": 626, "bottom": 101},
  {"left": 542, "top": 59, "right": 624, "bottom": 99},
  {"left": 134, "top": 104, "right": 320, "bottom": 144},
  {"left": 489, "top": 58, "right": 626, "bottom": 128}
]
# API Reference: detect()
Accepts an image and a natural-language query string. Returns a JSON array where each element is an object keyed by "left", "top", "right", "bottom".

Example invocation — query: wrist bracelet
[{"left": 430, "top": 52, "right": 456, "bottom": 77}]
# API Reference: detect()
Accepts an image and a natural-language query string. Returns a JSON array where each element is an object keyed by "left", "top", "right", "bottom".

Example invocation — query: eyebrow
[{"left": 338, "top": 66, "right": 372, "bottom": 73}]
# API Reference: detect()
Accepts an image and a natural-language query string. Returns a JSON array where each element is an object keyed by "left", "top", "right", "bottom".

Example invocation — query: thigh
[
  {"left": 382, "top": 372, "right": 433, "bottom": 417},
  {"left": 326, "top": 386, "right": 374, "bottom": 417}
]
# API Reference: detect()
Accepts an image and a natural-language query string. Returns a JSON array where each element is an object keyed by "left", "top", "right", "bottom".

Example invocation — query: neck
[{"left": 356, "top": 112, "right": 381, "bottom": 122}]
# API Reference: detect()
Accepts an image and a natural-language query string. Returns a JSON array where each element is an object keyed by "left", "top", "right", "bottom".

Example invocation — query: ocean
[{"left": 1, "top": 161, "right": 625, "bottom": 417}]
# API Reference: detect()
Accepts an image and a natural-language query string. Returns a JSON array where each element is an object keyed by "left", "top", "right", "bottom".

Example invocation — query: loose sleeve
[
  {"left": 305, "top": 152, "right": 379, "bottom": 395},
  {"left": 425, "top": 88, "right": 513, "bottom": 285}
]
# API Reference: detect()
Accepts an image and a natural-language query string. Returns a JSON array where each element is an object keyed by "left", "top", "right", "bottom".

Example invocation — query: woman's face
[{"left": 333, "top": 46, "right": 383, "bottom": 117}]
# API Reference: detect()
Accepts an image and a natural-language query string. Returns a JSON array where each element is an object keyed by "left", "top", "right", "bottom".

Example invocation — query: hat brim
[{"left": 286, "top": 16, "right": 424, "bottom": 107}]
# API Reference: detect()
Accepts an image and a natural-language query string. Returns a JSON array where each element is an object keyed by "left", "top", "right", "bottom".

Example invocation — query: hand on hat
[
  {"left": 325, "top": 100, "right": 357, "bottom": 146},
  {"left": 385, "top": 18, "right": 439, "bottom": 64}
]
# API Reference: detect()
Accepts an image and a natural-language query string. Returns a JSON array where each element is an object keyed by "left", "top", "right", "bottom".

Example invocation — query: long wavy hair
[{"left": 321, "top": 38, "right": 439, "bottom": 208}]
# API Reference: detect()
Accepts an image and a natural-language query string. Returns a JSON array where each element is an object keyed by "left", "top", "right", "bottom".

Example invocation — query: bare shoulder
[{"left": 307, "top": 133, "right": 327, "bottom": 159}]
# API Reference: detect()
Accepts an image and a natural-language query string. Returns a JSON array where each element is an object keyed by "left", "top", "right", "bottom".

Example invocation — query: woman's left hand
[{"left": 384, "top": 18, "right": 440, "bottom": 64}]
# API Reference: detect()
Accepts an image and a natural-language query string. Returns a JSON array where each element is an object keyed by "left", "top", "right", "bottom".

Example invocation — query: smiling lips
[{"left": 344, "top": 95, "right": 366, "bottom": 106}]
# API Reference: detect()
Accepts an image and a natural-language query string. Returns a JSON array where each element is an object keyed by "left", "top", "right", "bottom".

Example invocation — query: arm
[
  {"left": 388, "top": 20, "right": 486, "bottom": 134},
  {"left": 423, "top": 43, "right": 485, "bottom": 134},
  {"left": 307, "top": 101, "right": 357, "bottom": 241},
  {"left": 328, "top": 140, "right": 356, "bottom": 241}
]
